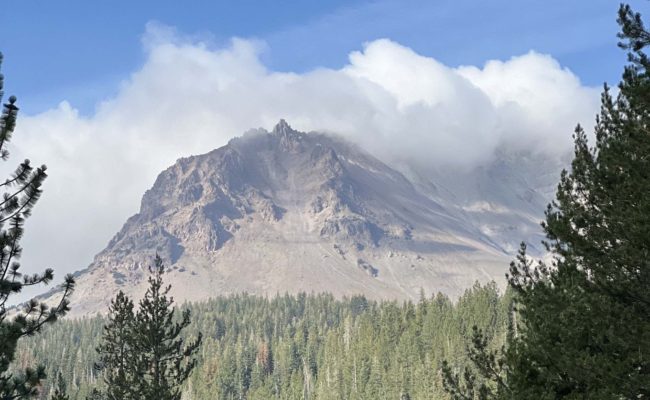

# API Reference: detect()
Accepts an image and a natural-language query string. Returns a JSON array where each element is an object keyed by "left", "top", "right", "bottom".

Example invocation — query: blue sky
[{"left": 2, "top": 0, "right": 649, "bottom": 115}]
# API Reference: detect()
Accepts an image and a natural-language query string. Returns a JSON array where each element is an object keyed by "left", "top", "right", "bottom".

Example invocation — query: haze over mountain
[
  {"left": 38, "top": 120, "right": 562, "bottom": 316},
  {"left": 13, "top": 35, "right": 599, "bottom": 284}
]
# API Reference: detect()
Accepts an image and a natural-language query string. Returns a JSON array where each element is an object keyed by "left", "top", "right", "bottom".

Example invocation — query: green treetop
[{"left": 94, "top": 256, "right": 202, "bottom": 400}]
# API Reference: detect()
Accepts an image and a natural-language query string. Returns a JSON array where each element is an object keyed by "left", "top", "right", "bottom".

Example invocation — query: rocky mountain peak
[
  {"left": 272, "top": 119, "right": 293, "bottom": 135},
  {"left": 41, "top": 121, "right": 558, "bottom": 317},
  {"left": 271, "top": 119, "right": 305, "bottom": 153}
]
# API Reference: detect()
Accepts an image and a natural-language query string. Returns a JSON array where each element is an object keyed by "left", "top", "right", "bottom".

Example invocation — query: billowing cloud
[{"left": 8, "top": 23, "right": 600, "bottom": 284}]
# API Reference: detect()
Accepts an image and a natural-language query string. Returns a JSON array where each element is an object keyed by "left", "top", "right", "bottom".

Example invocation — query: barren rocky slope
[{"left": 43, "top": 121, "right": 559, "bottom": 316}]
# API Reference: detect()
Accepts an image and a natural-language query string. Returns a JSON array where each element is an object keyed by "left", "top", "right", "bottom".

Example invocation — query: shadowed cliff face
[{"left": 44, "top": 120, "right": 559, "bottom": 317}]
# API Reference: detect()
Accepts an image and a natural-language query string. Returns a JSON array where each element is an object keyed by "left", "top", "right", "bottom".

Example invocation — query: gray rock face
[{"left": 51, "top": 120, "right": 560, "bottom": 316}]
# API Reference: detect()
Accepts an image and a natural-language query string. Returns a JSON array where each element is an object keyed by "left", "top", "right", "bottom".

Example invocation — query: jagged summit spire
[
  {"left": 271, "top": 119, "right": 304, "bottom": 152},
  {"left": 272, "top": 119, "right": 294, "bottom": 135}
]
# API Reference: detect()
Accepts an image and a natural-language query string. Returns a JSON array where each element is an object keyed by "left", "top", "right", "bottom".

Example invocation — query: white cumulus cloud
[{"left": 8, "top": 23, "right": 600, "bottom": 285}]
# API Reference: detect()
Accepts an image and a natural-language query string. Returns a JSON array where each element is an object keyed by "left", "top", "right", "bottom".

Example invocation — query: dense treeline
[{"left": 14, "top": 284, "right": 510, "bottom": 399}]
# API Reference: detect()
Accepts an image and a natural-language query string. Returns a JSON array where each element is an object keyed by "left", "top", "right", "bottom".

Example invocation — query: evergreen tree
[
  {"left": 84, "top": 389, "right": 104, "bottom": 400},
  {"left": 94, "top": 291, "right": 136, "bottom": 400},
  {"left": 0, "top": 52, "right": 74, "bottom": 399},
  {"left": 443, "top": 4, "right": 650, "bottom": 398},
  {"left": 131, "top": 255, "right": 202, "bottom": 400},
  {"left": 50, "top": 372, "right": 69, "bottom": 400}
]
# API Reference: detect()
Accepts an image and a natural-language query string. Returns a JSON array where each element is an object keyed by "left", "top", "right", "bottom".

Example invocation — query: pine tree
[
  {"left": 92, "top": 256, "right": 202, "bottom": 400},
  {"left": 0, "top": 52, "right": 75, "bottom": 399},
  {"left": 94, "top": 291, "right": 136, "bottom": 400},
  {"left": 131, "top": 255, "right": 202, "bottom": 400},
  {"left": 84, "top": 388, "right": 104, "bottom": 400},
  {"left": 49, "top": 372, "right": 69, "bottom": 400},
  {"left": 443, "top": 3, "right": 650, "bottom": 398}
]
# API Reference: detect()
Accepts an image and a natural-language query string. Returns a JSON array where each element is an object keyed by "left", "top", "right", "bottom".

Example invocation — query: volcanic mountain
[{"left": 47, "top": 120, "right": 560, "bottom": 316}]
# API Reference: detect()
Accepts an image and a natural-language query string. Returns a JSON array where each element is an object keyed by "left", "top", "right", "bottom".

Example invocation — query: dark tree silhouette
[
  {"left": 94, "top": 256, "right": 201, "bottom": 400},
  {"left": 443, "top": 4, "right": 650, "bottom": 398},
  {"left": 0, "top": 52, "right": 75, "bottom": 399}
]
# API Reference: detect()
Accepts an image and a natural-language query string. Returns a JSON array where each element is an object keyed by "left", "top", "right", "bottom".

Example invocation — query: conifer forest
[{"left": 14, "top": 286, "right": 509, "bottom": 399}]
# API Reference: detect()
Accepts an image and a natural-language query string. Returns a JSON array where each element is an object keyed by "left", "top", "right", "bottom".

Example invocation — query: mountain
[
  {"left": 410, "top": 148, "right": 566, "bottom": 256},
  {"left": 45, "top": 120, "right": 561, "bottom": 316}
]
